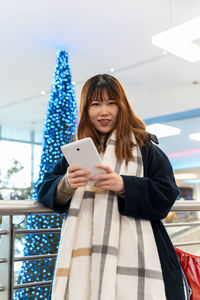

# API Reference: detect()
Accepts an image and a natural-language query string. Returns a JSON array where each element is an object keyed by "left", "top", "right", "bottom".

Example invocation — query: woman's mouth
[{"left": 98, "top": 119, "right": 111, "bottom": 126}]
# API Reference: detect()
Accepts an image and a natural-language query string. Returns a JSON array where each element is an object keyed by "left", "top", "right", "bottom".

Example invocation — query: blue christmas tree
[{"left": 15, "top": 50, "right": 78, "bottom": 299}]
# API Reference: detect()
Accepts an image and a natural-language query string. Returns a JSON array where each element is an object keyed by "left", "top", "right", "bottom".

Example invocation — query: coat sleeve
[
  {"left": 118, "top": 142, "right": 179, "bottom": 220},
  {"left": 37, "top": 156, "right": 71, "bottom": 213}
]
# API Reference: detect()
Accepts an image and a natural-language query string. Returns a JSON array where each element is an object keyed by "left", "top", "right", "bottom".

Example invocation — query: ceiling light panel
[
  {"left": 152, "top": 16, "right": 200, "bottom": 62},
  {"left": 183, "top": 179, "right": 200, "bottom": 184},
  {"left": 175, "top": 173, "right": 197, "bottom": 180},
  {"left": 189, "top": 132, "right": 200, "bottom": 142},
  {"left": 146, "top": 123, "right": 180, "bottom": 138}
]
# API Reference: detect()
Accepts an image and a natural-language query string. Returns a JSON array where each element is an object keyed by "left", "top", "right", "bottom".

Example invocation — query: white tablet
[{"left": 61, "top": 138, "right": 106, "bottom": 177}]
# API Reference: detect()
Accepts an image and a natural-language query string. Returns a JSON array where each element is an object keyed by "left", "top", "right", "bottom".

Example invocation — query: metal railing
[
  {"left": 0, "top": 201, "right": 57, "bottom": 300},
  {"left": 0, "top": 200, "right": 200, "bottom": 300},
  {"left": 166, "top": 200, "right": 200, "bottom": 247}
]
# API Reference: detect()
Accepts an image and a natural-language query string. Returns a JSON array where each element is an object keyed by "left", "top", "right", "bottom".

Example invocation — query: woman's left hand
[{"left": 89, "top": 164, "right": 124, "bottom": 192}]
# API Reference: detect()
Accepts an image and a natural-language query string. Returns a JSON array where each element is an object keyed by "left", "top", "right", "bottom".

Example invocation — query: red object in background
[{"left": 175, "top": 247, "right": 200, "bottom": 300}]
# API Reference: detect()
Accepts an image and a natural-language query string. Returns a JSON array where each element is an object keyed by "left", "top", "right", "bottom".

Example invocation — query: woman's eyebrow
[
  {"left": 90, "top": 99, "right": 100, "bottom": 102},
  {"left": 90, "top": 97, "right": 115, "bottom": 102}
]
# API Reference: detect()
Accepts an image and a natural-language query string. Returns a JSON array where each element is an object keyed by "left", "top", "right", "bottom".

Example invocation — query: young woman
[{"left": 37, "top": 74, "right": 186, "bottom": 300}]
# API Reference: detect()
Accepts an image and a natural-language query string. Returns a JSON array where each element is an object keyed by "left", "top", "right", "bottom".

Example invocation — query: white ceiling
[
  {"left": 0, "top": 0, "right": 200, "bottom": 181},
  {"left": 0, "top": 0, "right": 200, "bottom": 131}
]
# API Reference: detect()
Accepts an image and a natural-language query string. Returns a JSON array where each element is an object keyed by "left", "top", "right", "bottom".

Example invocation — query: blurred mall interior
[{"left": 0, "top": 0, "right": 200, "bottom": 298}]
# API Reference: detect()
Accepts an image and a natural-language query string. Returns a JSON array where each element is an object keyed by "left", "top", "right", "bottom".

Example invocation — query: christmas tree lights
[{"left": 15, "top": 50, "right": 78, "bottom": 299}]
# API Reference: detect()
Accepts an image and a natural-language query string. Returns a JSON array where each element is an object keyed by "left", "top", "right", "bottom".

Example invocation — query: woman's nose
[{"left": 99, "top": 104, "right": 108, "bottom": 114}]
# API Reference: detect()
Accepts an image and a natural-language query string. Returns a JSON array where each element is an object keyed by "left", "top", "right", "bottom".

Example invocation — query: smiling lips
[{"left": 98, "top": 119, "right": 111, "bottom": 126}]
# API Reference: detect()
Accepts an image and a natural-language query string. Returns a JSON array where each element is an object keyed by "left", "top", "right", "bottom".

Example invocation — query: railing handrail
[
  {"left": 0, "top": 200, "right": 200, "bottom": 215},
  {"left": 171, "top": 200, "right": 200, "bottom": 211},
  {"left": 0, "top": 200, "right": 53, "bottom": 215}
]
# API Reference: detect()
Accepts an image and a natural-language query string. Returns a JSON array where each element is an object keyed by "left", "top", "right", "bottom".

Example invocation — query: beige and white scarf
[{"left": 52, "top": 133, "right": 166, "bottom": 300}]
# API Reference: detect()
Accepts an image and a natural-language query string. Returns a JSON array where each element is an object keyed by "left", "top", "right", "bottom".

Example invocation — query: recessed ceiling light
[
  {"left": 152, "top": 16, "right": 200, "bottom": 62},
  {"left": 71, "top": 81, "right": 76, "bottom": 85},
  {"left": 175, "top": 173, "right": 197, "bottom": 180},
  {"left": 146, "top": 123, "right": 181, "bottom": 138},
  {"left": 189, "top": 132, "right": 200, "bottom": 142},
  {"left": 162, "top": 51, "right": 167, "bottom": 55},
  {"left": 110, "top": 68, "right": 115, "bottom": 72},
  {"left": 40, "top": 91, "right": 46, "bottom": 95}
]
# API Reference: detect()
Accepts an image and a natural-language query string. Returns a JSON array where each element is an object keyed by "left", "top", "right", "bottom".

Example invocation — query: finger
[
  {"left": 94, "top": 179, "right": 112, "bottom": 187},
  {"left": 89, "top": 173, "right": 109, "bottom": 181},
  {"left": 95, "top": 183, "right": 111, "bottom": 190},
  {"left": 69, "top": 170, "right": 90, "bottom": 178},
  {"left": 70, "top": 177, "right": 89, "bottom": 185},
  {"left": 96, "top": 164, "right": 113, "bottom": 174},
  {"left": 71, "top": 181, "right": 87, "bottom": 188},
  {"left": 68, "top": 165, "right": 81, "bottom": 173},
  {"left": 70, "top": 176, "right": 89, "bottom": 182}
]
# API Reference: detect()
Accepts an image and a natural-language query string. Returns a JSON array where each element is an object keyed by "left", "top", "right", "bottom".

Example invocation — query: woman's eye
[
  {"left": 109, "top": 101, "right": 116, "bottom": 105},
  {"left": 91, "top": 102, "right": 99, "bottom": 106}
]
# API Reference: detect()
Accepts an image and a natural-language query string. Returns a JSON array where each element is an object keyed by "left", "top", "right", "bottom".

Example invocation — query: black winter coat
[{"left": 37, "top": 140, "right": 185, "bottom": 300}]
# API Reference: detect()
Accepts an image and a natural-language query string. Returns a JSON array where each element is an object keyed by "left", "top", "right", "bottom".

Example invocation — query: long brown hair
[{"left": 77, "top": 74, "right": 148, "bottom": 161}]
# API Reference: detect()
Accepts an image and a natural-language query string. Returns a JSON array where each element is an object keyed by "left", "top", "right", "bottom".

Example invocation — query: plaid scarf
[{"left": 52, "top": 133, "right": 166, "bottom": 300}]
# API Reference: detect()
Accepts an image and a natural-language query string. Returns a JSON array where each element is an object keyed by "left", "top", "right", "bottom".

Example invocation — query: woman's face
[{"left": 88, "top": 92, "right": 119, "bottom": 134}]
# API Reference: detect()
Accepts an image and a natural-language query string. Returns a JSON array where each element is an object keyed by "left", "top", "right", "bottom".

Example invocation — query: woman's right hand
[{"left": 67, "top": 165, "right": 90, "bottom": 189}]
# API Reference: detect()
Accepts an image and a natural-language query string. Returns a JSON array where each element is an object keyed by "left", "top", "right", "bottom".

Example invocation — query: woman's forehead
[{"left": 90, "top": 88, "right": 114, "bottom": 101}]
